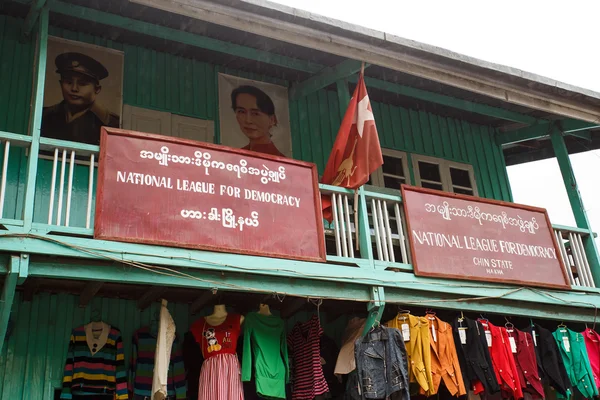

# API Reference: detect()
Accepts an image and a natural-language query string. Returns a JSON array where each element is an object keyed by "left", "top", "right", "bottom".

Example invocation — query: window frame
[
  {"left": 370, "top": 148, "right": 411, "bottom": 188},
  {"left": 411, "top": 154, "right": 478, "bottom": 196}
]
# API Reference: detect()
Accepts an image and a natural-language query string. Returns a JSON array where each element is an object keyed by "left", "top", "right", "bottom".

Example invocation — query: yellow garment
[
  {"left": 422, "top": 315, "right": 466, "bottom": 397},
  {"left": 386, "top": 313, "right": 434, "bottom": 394}
]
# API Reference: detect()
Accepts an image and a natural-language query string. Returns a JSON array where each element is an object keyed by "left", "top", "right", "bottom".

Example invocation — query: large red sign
[
  {"left": 95, "top": 128, "right": 326, "bottom": 262},
  {"left": 402, "top": 185, "right": 569, "bottom": 289}
]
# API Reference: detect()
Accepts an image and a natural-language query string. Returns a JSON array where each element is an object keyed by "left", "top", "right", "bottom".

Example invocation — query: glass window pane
[
  {"left": 422, "top": 181, "right": 443, "bottom": 191},
  {"left": 383, "top": 155, "right": 404, "bottom": 177},
  {"left": 450, "top": 167, "right": 472, "bottom": 188},
  {"left": 418, "top": 161, "right": 441, "bottom": 182},
  {"left": 384, "top": 176, "right": 404, "bottom": 189},
  {"left": 453, "top": 187, "right": 473, "bottom": 195}
]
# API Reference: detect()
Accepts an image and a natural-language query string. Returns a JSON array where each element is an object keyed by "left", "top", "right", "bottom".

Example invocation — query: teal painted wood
[
  {"left": 0, "top": 256, "right": 19, "bottom": 353},
  {"left": 550, "top": 129, "right": 600, "bottom": 286},
  {"left": 22, "top": 6, "right": 48, "bottom": 232},
  {"left": 0, "top": 16, "right": 35, "bottom": 135},
  {"left": 0, "top": 292, "right": 354, "bottom": 399}
]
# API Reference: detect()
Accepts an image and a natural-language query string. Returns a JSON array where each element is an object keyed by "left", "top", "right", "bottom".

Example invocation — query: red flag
[{"left": 321, "top": 72, "right": 383, "bottom": 221}]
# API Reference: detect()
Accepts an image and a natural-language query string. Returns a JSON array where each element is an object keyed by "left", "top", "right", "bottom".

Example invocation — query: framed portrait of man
[
  {"left": 218, "top": 73, "right": 292, "bottom": 158},
  {"left": 41, "top": 37, "right": 124, "bottom": 146}
]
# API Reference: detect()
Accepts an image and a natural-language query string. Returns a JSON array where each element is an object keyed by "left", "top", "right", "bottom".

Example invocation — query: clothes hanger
[
  {"left": 557, "top": 321, "right": 568, "bottom": 333},
  {"left": 425, "top": 308, "right": 436, "bottom": 319},
  {"left": 309, "top": 298, "right": 323, "bottom": 325},
  {"left": 397, "top": 306, "right": 410, "bottom": 321},
  {"left": 504, "top": 317, "right": 515, "bottom": 332}
]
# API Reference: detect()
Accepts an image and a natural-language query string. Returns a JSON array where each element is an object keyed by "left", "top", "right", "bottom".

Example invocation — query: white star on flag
[{"left": 352, "top": 94, "right": 375, "bottom": 137}]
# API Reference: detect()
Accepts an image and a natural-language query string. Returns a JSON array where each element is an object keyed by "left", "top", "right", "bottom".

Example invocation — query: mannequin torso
[
  {"left": 204, "top": 304, "right": 244, "bottom": 326},
  {"left": 258, "top": 303, "right": 272, "bottom": 316}
]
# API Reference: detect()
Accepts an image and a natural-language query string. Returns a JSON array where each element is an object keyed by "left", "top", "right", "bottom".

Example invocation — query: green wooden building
[{"left": 1, "top": 0, "right": 600, "bottom": 398}]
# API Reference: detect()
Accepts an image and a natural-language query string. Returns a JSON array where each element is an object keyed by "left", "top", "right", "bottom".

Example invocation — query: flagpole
[{"left": 354, "top": 63, "right": 365, "bottom": 253}]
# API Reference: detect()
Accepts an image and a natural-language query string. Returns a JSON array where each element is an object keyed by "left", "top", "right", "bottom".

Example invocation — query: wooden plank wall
[
  {"left": 0, "top": 17, "right": 513, "bottom": 229},
  {"left": 291, "top": 94, "right": 513, "bottom": 202}
]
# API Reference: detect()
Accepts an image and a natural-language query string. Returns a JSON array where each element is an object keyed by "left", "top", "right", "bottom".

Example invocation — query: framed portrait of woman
[{"left": 218, "top": 73, "right": 292, "bottom": 158}]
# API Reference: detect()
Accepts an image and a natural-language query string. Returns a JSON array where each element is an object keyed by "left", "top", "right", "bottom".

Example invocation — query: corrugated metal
[
  {"left": 0, "top": 15, "right": 35, "bottom": 136},
  {"left": 0, "top": 292, "right": 193, "bottom": 400},
  {"left": 291, "top": 93, "right": 512, "bottom": 202}
]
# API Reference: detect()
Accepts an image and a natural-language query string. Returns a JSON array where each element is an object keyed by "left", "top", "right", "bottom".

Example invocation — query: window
[
  {"left": 369, "top": 149, "right": 410, "bottom": 189},
  {"left": 412, "top": 154, "right": 478, "bottom": 196}
]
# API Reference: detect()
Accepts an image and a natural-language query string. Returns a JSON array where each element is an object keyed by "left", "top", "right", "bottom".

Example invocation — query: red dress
[{"left": 191, "top": 313, "right": 244, "bottom": 400}]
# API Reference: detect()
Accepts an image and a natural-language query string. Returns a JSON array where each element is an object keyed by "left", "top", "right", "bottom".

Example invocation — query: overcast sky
[{"left": 274, "top": 0, "right": 600, "bottom": 232}]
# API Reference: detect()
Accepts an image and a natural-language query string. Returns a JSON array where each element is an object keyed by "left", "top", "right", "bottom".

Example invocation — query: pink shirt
[{"left": 582, "top": 329, "right": 600, "bottom": 389}]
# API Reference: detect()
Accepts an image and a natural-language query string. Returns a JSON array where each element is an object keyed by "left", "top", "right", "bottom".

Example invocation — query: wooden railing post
[
  {"left": 357, "top": 186, "right": 375, "bottom": 267},
  {"left": 550, "top": 127, "right": 600, "bottom": 286},
  {"left": 22, "top": 6, "right": 49, "bottom": 231}
]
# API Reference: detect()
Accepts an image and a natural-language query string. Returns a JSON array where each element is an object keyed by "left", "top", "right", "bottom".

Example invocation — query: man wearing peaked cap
[{"left": 41, "top": 52, "right": 119, "bottom": 145}]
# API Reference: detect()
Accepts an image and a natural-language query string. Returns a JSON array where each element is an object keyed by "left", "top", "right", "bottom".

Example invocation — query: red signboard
[
  {"left": 95, "top": 128, "right": 326, "bottom": 262},
  {"left": 401, "top": 185, "right": 570, "bottom": 289}
]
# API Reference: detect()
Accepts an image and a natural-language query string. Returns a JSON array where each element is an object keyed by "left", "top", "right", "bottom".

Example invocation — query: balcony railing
[{"left": 0, "top": 131, "right": 597, "bottom": 288}]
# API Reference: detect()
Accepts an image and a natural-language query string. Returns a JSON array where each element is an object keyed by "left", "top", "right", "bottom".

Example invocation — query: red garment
[
  {"left": 582, "top": 328, "right": 600, "bottom": 390},
  {"left": 287, "top": 315, "right": 329, "bottom": 399},
  {"left": 511, "top": 329, "right": 544, "bottom": 399},
  {"left": 190, "top": 314, "right": 241, "bottom": 359},
  {"left": 321, "top": 72, "right": 383, "bottom": 221},
  {"left": 242, "top": 141, "right": 285, "bottom": 157},
  {"left": 479, "top": 321, "right": 523, "bottom": 399}
]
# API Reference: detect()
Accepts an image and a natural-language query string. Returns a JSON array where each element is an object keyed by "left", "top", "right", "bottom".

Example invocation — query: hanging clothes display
[
  {"left": 387, "top": 312, "right": 434, "bottom": 394},
  {"left": 334, "top": 317, "right": 366, "bottom": 377},
  {"left": 452, "top": 316, "right": 500, "bottom": 396},
  {"left": 553, "top": 327, "right": 598, "bottom": 399},
  {"left": 581, "top": 328, "right": 600, "bottom": 391},
  {"left": 129, "top": 326, "right": 186, "bottom": 399},
  {"left": 354, "top": 324, "right": 410, "bottom": 400},
  {"left": 509, "top": 328, "right": 544, "bottom": 399},
  {"left": 152, "top": 300, "right": 177, "bottom": 400},
  {"left": 287, "top": 315, "right": 330, "bottom": 399},
  {"left": 423, "top": 314, "right": 466, "bottom": 397},
  {"left": 522, "top": 323, "right": 571, "bottom": 397},
  {"left": 241, "top": 311, "right": 289, "bottom": 399},
  {"left": 479, "top": 320, "right": 523, "bottom": 400},
  {"left": 60, "top": 322, "right": 128, "bottom": 400},
  {"left": 190, "top": 312, "right": 244, "bottom": 400},
  {"left": 320, "top": 334, "right": 345, "bottom": 398}
]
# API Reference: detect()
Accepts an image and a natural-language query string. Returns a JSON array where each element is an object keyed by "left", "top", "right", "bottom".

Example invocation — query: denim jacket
[{"left": 354, "top": 325, "right": 410, "bottom": 399}]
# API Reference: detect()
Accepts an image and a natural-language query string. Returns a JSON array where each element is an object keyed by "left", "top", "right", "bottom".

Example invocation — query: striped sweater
[
  {"left": 61, "top": 324, "right": 128, "bottom": 399},
  {"left": 130, "top": 326, "right": 187, "bottom": 399}
]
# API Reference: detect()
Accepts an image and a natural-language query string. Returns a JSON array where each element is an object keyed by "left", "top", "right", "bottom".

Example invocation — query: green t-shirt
[{"left": 242, "top": 312, "right": 290, "bottom": 399}]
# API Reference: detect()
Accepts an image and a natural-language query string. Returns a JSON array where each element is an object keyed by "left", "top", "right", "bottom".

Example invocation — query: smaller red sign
[
  {"left": 402, "top": 185, "right": 570, "bottom": 289},
  {"left": 95, "top": 128, "right": 326, "bottom": 262}
]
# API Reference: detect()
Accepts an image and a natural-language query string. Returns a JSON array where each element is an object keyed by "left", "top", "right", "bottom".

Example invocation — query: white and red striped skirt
[{"left": 198, "top": 353, "right": 244, "bottom": 400}]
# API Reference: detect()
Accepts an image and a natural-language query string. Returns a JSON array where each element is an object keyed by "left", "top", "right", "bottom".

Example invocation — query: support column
[
  {"left": 362, "top": 286, "right": 385, "bottom": 335},
  {"left": 550, "top": 128, "right": 600, "bottom": 285},
  {"left": 22, "top": 5, "right": 49, "bottom": 231},
  {"left": 0, "top": 256, "right": 21, "bottom": 352}
]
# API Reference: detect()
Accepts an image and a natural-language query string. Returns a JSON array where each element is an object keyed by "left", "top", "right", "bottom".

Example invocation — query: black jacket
[
  {"left": 453, "top": 317, "right": 500, "bottom": 395},
  {"left": 354, "top": 325, "right": 410, "bottom": 400},
  {"left": 522, "top": 323, "right": 572, "bottom": 396}
]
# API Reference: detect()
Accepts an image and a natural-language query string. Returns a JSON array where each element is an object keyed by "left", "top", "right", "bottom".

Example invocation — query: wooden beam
[
  {"left": 0, "top": 256, "right": 19, "bottom": 352},
  {"left": 289, "top": 59, "right": 365, "bottom": 100},
  {"left": 497, "top": 120, "right": 600, "bottom": 146},
  {"left": 43, "top": 0, "right": 323, "bottom": 74},
  {"left": 353, "top": 76, "right": 541, "bottom": 125},
  {"left": 79, "top": 281, "right": 104, "bottom": 307},
  {"left": 336, "top": 79, "right": 351, "bottom": 119},
  {"left": 190, "top": 290, "right": 214, "bottom": 315},
  {"left": 280, "top": 297, "right": 306, "bottom": 319},
  {"left": 21, "top": 0, "right": 47, "bottom": 39},
  {"left": 137, "top": 286, "right": 167, "bottom": 310}
]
